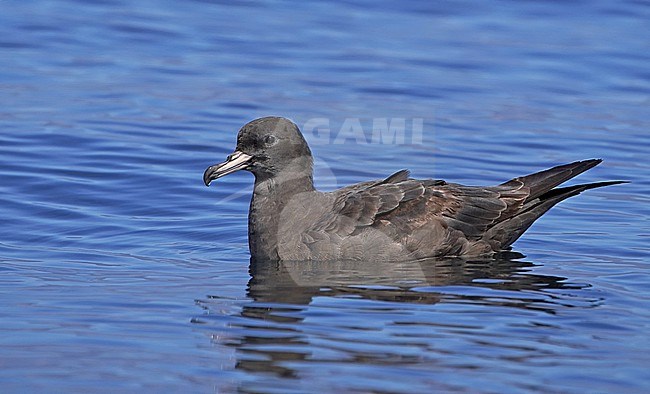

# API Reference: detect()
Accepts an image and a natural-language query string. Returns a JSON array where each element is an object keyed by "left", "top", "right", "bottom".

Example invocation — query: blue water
[{"left": 1, "top": 0, "right": 649, "bottom": 392}]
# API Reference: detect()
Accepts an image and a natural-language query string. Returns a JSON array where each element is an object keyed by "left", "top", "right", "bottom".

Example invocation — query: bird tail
[{"left": 485, "top": 159, "right": 626, "bottom": 250}]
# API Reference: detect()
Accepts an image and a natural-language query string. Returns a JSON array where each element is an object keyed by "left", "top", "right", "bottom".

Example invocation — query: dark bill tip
[{"left": 203, "top": 151, "right": 253, "bottom": 187}]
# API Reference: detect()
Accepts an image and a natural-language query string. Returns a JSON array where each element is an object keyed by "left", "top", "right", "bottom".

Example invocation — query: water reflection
[
  {"left": 198, "top": 256, "right": 596, "bottom": 382},
  {"left": 247, "top": 254, "right": 583, "bottom": 308}
]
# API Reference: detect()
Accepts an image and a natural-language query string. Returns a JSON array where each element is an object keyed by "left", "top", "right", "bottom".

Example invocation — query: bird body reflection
[{"left": 196, "top": 256, "right": 598, "bottom": 382}]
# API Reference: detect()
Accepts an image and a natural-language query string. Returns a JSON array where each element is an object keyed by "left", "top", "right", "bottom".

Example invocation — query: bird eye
[{"left": 263, "top": 135, "right": 277, "bottom": 146}]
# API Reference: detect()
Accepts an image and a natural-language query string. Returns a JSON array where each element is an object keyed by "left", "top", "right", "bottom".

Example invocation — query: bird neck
[
  {"left": 248, "top": 169, "right": 315, "bottom": 260},
  {"left": 252, "top": 169, "right": 315, "bottom": 197}
]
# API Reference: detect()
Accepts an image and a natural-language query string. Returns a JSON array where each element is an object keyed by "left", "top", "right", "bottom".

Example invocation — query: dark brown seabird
[{"left": 204, "top": 117, "right": 624, "bottom": 261}]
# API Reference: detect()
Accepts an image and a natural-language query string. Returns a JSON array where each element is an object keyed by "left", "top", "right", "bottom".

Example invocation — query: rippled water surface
[{"left": 1, "top": 1, "right": 649, "bottom": 392}]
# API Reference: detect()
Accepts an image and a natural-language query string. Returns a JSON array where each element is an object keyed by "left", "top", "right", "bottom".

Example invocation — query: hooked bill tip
[{"left": 203, "top": 166, "right": 215, "bottom": 186}]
